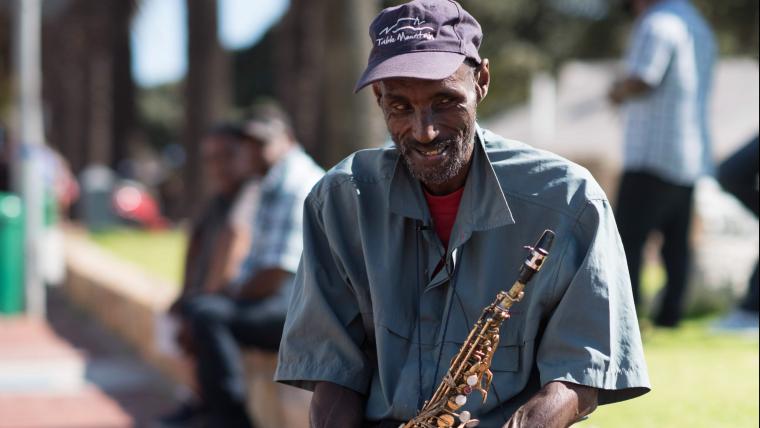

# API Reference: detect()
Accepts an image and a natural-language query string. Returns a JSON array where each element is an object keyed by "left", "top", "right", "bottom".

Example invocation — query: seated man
[
  {"left": 275, "top": 1, "right": 650, "bottom": 427},
  {"left": 161, "top": 122, "right": 257, "bottom": 425},
  {"left": 181, "top": 106, "right": 323, "bottom": 428}
]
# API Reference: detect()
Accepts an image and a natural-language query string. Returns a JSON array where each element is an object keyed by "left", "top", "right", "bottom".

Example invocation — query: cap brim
[{"left": 354, "top": 51, "right": 466, "bottom": 93}]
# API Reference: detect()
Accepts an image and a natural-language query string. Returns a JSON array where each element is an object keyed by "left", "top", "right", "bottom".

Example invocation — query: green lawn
[
  {"left": 88, "top": 228, "right": 186, "bottom": 287},
  {"left": 89, "top": 230, "right": 759, "bottom": 426},
  {"left": 578, "top": 319, "right": 759, "bottom": 428}
]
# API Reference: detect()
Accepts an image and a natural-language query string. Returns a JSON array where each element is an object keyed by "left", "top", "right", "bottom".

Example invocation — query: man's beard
[{"left": 396, "top": 125, "right": 476, "bottom": 187}]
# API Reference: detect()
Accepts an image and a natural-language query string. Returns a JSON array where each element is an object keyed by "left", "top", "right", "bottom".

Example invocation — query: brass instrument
[{"left": 401, "top": 230, "right": 555, "bottom": 428}]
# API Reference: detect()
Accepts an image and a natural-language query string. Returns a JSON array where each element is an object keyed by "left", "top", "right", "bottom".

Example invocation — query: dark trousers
[
  {"left": 717, "top": 136, "right": 759, "bottom": 312},
  {"left": 616, "top": 171, "right": 694, "bottom": 327},
  {"left": 181, "top": 294, "right": 286, "bottom": 428}
]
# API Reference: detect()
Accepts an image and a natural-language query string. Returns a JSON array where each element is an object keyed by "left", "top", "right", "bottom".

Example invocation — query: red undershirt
[{"left": 423, "top": 186, "right": 465, "bottom": 249}]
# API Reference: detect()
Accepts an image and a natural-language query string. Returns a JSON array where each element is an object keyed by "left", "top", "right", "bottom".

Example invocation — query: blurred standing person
[
  {"left": 161, "top": 123, "right": 256, "bottom": 427},
  {"left": 714, "top": 135, "right": 759, "bottom": 331},
  {"left": 609, "top": 0, "right": 716, "bottom": 327},
  {"left": 178, "top": 105, "right": 324, "bottom": 428}
]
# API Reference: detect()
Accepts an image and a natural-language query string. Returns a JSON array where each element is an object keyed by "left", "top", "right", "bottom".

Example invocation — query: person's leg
[
  {"left": 740, "top": 263, "right": 759, "bottom": 313},
  {"left": 230, "top": 304, "right": 285, "bottom": 351},
  {"left": 183, "top": 294, "right": 254, "bottom": 428},
  {"left": 718, "top": 136, "right": 759, "bottom": 315},
  {"left": 616, "top": 171, "right": 665, "bottom": 308},
  {"left": 654, "top": 183, "right": 694, "bottom": 327},
  {"left": 717, "top": 136, "right": 759, "bottom": 217}
]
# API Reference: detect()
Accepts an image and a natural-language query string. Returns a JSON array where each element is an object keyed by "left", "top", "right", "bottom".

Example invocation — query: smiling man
[{"left": 275, "top": 1, "right": 650, "bottom": 427}]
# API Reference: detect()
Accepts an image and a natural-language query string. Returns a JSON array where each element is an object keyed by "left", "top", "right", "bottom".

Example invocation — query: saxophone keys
[
  {"left": 466, "top": 374, "right": 479, "bottom": 387},
  {"left": 437, "top": 414, "right": 455, "bottom": 427},
  {"left": 459, "top": 410, "right": 471, "bottom": 422},
  {"left": 454, "top": 394, "right": 467, "bottom": 406}
]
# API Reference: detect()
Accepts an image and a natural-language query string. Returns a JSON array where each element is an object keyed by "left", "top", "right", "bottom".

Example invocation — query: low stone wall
[
  {"left": 61, "top": 226, "right": 311, "bottom": 427},
  {"left": 62, "top": 226, "right": 193, "bottom": 386}
]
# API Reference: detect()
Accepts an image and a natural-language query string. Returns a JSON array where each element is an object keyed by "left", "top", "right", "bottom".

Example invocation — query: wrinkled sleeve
[
  {"left": 274, "top": 195, "right": 371, "bottom": 394},
  {"left": 537, "top": 199, "right": 651, "bottom": 405},
  {"left": 626, "top": 17, "right": 674, "bottom": 87}
]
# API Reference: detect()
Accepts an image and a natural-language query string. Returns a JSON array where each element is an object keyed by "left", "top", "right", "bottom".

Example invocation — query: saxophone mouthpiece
[{"left": 535, "top": 229, "right": 555, "bottom": 255}]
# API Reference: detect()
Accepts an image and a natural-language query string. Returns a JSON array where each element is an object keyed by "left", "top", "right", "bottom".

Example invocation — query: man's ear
[
  {"left": 372, "top": 83, "right": 383, "bottom": 106},
  {"left": 475, "top": 58, "right": 490, "bottom": 103}
]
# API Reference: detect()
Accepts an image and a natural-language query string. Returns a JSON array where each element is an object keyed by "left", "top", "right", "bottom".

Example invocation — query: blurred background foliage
[{"left": 0, "top": 0, "right": 757, "bottom": 217}]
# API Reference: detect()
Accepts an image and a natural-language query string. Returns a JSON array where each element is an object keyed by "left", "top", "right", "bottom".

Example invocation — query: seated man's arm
[
  {"left": 503, "top": 381, "right": 598, "bottom": 428},
  {"left": 310, "top": 382, "right": 365, "bottom": 428},
  {"left": 203, "top": 225, "right": 235, "bottom": 294},
  {"left": 236, "top": 267, "right": 292, "bottom": 301}
]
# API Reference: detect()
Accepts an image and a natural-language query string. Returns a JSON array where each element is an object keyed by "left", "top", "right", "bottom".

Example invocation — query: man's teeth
[{"left": 420, "top": 147, "right": 445, "bottom": 156}]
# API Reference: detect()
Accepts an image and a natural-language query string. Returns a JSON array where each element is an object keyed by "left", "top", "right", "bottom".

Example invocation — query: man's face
[
  {"left": 243, "top": 123, "right": 294, "bottom": 177},
  {"left": 373, "top": 60, "right": 489, "bottom": 195},
  {"left": 201, "top": 135, "right": 243, "bottom": 194}
]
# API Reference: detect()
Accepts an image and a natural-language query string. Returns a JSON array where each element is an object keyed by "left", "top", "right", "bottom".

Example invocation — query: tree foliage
[{"left": 383, "top": 0, "right": 759, "bottom": 115}]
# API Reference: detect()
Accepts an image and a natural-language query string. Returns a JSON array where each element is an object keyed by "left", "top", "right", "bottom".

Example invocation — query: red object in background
[{"left": 112, "top": 182, "right": 168, "bottom": 229}]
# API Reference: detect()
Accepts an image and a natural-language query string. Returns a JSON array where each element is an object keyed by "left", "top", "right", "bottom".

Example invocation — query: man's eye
[{"left": 391, "top": 103, "right": 410, "bottom": 111}]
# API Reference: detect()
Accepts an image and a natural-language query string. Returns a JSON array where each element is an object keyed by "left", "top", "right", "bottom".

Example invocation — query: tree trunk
[
  {"left": 182, "top": 0, "right": 229, "bottom": 216},
  {"left": 273, "top": 0, "right": 383, "bottom": 169},
  {"left": 272, "top": 0, "right": 326, "bottom": 156},
  {"left": 321, "top": 0, "right": 384, "bottom": 167},
  {"left": 40, "top": 0, "right": 137, "bottom": 174}
]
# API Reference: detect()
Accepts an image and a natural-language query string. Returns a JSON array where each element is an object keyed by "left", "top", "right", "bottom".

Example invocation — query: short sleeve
[
  {"left": 274, "top": 196, "right": 372, "bottom": 393},
  {"left": 626, "top": 16, "right": 676, "bottom": 87},
  {"left": 537, "top": 199, "right": 651, "bottom": 405}
]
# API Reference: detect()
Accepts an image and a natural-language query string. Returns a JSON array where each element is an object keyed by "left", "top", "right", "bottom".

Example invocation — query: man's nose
[{"left": 411, "top": 110, "right": 438, "bottom": 144}]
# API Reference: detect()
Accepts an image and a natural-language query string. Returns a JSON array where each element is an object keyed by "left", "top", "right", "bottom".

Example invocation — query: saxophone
[{"left": 401, "top": 230, "right": 555, "bottom": 428}]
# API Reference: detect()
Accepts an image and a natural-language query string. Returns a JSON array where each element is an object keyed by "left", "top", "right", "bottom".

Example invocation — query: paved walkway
[{"left": 0, "top": 289, "right": 177, "bottom": 428}]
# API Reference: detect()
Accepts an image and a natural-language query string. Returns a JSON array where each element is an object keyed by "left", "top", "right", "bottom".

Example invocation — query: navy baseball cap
[{"left": 354, "top": 0, "right": 483, "bottom": 92}]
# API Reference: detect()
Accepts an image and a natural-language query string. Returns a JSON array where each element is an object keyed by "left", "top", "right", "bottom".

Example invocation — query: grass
[
  {"left": 88, "top": 228, "right": 186, "bottom": 287},
  {"left": 88, "top": 231, "right": 759, "bottom": 426},
  {"left": 578, "top": 318, "right": 759, "bottom": 428},
  {"left": 579, "top": 264, "right": 759, "bottom": 428}
]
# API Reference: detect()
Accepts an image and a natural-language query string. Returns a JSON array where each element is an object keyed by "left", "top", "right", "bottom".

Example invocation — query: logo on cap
[{"left": 376, "top": 17, "right": 436, "bottom": 46}]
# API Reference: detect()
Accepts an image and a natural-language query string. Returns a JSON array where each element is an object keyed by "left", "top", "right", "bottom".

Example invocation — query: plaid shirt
[
  {"left": 622, "top": 0, "right": 716, "bottom": 185},
  {"left": 235, "top": 146, "right": 324, "bottom": 290}
]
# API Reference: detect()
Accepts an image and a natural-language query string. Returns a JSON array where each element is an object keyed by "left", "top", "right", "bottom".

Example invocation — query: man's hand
[
  {"left": 608, "top": 76, "right": 653, "bottom": 105},
  {"left": 502, "top": 381, "right": 598, "bottom": 428},
  {"left": 310, "top": 382, "right": 365, "bottom": 428}
]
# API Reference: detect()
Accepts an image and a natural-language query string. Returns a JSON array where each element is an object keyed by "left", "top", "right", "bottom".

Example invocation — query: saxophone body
[{"left": 401, "top": 230, "right": 555, "bottom": 428}]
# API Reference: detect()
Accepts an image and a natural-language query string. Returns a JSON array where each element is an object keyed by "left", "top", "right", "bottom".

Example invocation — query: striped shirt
[{"left": 622, "top": 0, "right": 716, "bottom": 185}]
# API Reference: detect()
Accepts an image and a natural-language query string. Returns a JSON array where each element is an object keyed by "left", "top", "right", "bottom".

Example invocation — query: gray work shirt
[{"left": 275, "top": 126, "right": 650, "bottom": 426}]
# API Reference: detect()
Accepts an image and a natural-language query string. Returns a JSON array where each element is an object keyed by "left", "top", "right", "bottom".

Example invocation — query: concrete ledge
[
  {"left": 62, "top": 227, "right": 193, "bottom": 386},
  {"left": 61, "top": 226, "right": 310, "bottom": 425}
]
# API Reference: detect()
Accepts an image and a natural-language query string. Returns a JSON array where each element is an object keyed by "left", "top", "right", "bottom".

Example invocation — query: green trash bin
[{"left": 0, "top": 192, "right": 24, "bottom": 314}]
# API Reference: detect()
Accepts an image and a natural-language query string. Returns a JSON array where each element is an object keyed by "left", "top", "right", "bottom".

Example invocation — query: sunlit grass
[
  {"left": 578, "top": 264, "right": 759, "bottom": 428},
  {"left": 88, "top": 228, "right": 186, "bottom": 287},
  {"left": 578, "top": 317, "right": 759, "bottom": 428}
]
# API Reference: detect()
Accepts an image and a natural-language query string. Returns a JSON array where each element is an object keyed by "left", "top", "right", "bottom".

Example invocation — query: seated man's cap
[{"left": 354, "top": 0, "right": 482, "bottom": 92}]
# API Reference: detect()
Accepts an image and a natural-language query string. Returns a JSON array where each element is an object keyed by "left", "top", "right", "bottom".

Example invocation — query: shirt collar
[{"left": 388, "top": 125, "right": 515, "bottom": 235}]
